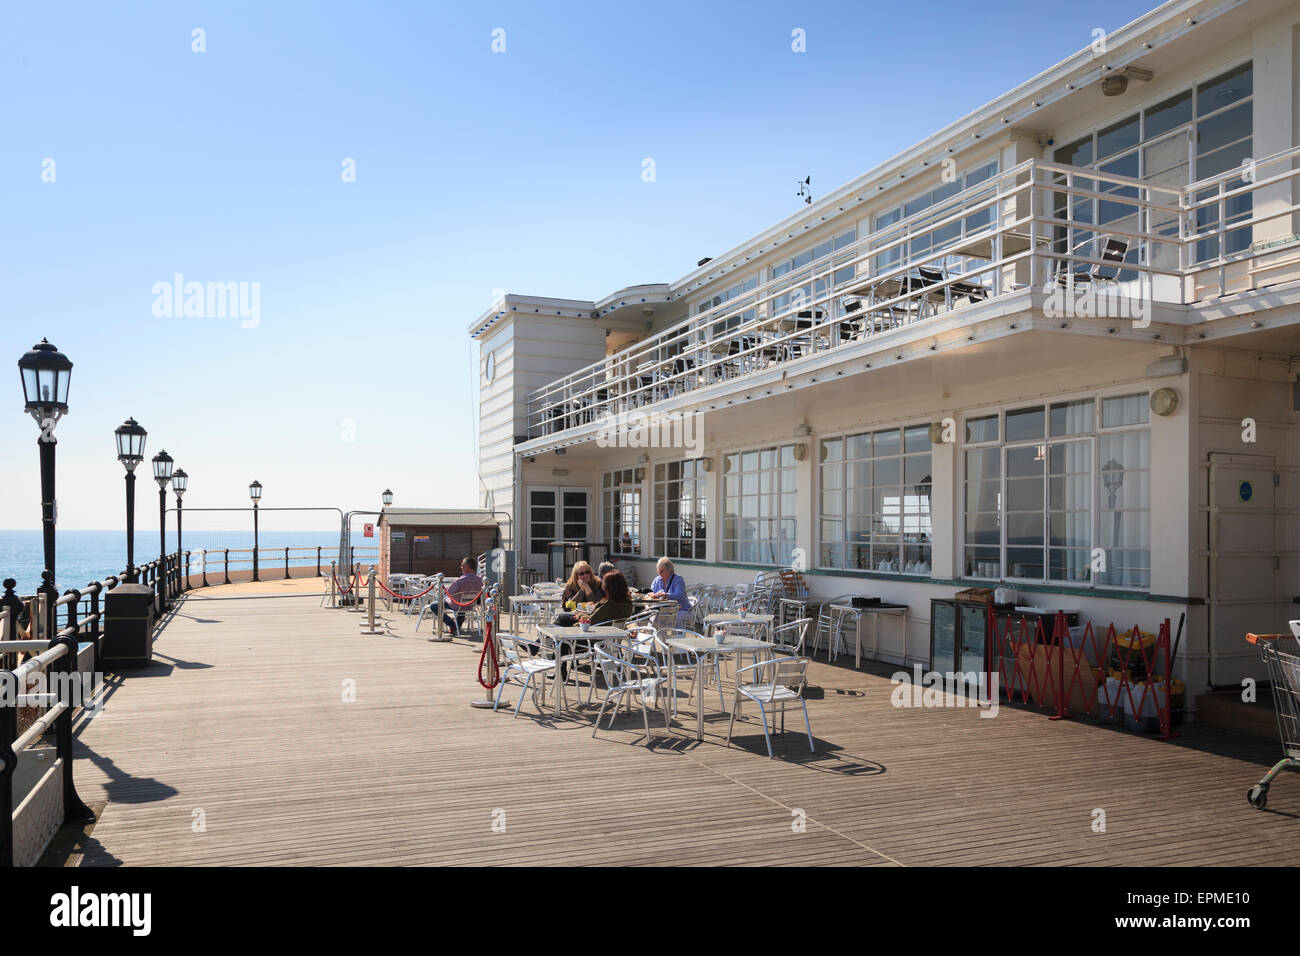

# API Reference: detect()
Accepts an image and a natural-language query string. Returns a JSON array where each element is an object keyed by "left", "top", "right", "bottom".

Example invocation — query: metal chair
[
  {"left": 493, "top": 633, "right": 558, "bottom": 718},
  {"left": 771, "top": 617, "right": 812, "bottom": 656},
  {"left": 726, "top": 656, "right": 815, "bottom": 759},
  {"left": 591, "top": 642, "right": 670, "bottom": 740}
]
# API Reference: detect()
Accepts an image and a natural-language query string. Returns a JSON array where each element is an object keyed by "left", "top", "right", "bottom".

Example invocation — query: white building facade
[{"left": 470, "top": 0, "right": 1300, "bottom": 711}]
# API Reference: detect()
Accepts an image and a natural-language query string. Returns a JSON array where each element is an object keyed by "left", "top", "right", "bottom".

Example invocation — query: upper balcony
[{"left": 525, "top": 147, "right": 1300, "bottom": 441}]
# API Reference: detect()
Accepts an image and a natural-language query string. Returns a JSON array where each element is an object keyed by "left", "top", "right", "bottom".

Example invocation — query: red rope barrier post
[
  {"left": 360, "top": 566, "right": 387, "bottom": 636},
  {"left": 469, "top": 586, "right": 502, "bottom": 709},
  {"left": 427, "top": 573, "right": 452, "bottom": 643}
]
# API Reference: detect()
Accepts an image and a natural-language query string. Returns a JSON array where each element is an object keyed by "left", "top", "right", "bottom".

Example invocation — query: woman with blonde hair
[{"left": 554, "top": 560, "right": 604, "bottom": 626}]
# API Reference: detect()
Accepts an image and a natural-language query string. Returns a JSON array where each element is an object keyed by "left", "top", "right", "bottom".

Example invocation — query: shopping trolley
[{"left": 1245, "top": 621, "right": 1300, "bottom": 810}]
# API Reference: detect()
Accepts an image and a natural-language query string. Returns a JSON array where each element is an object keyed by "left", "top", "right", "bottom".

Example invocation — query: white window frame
[
  {"left": 721, "top": 442, "right": 799, "bottom": 566},
  {"left": 959, "top": 389, "right": 1151, "bottom": 589}
]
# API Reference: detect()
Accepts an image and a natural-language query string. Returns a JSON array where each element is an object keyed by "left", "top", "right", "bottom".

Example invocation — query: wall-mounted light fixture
[
  {"left": 792, "top": 443, "right": 808, "bottom": 462},
  {"left": 1150, "top": 387, "right": 1179, "bottom": 417}
]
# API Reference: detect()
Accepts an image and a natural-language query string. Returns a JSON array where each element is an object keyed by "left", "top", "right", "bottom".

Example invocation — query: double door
[{"left": 526, "top": 486, "right": 590, "bottom": 572}]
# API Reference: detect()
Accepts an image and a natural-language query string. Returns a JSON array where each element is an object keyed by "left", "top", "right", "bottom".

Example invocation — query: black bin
[{"left": 103, "top": 583, "right": 156, "bottom": 669}]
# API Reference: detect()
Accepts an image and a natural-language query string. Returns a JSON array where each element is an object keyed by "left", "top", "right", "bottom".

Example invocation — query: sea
[{"left": 0, "top": 529, "right": 379, "bottom": 597}]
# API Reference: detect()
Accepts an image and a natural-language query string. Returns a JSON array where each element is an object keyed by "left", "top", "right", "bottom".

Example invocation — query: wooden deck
[{"left": 59, "top": 583, "right": 1300, "bottom": 866}]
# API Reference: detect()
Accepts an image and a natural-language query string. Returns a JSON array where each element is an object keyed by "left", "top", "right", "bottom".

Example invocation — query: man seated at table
[
  {"left": 648, "top": 557, "right": 692, "bottom": 625},
  {"left": 579, "top": 570, "right": 635, "bottom": 626},
  {"left": 442, "top": 557, "right": 483, "bottom": 636}
]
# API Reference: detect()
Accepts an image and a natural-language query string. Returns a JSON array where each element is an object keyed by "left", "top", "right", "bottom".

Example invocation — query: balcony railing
[{"left": 526, "top": 147, "right": 1300, "bottom": 439}]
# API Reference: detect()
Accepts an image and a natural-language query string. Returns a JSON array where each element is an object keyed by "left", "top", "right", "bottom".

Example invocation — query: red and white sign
[{"left": 363, "top": 523, "right": 374, "bottom": 538}]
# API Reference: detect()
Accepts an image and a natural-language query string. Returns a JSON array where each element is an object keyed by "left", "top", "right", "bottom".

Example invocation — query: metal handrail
[{"left": 525, "top": 147, "right": 1299, "bottom": 437}]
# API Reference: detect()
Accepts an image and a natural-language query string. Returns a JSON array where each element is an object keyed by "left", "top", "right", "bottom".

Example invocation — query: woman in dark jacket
[{"left": 583, "top": 570, "right": 635, "bottom": 626}]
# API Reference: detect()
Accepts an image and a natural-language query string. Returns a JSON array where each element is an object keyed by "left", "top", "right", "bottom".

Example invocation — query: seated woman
[
  {"left": 648, "top": 557, "right": 692, "bottom": 625},
  {"left": 581, "top": 570, "right": 635, "bottom": 626},
  {"left": 554, "top": 560, "right": 604, "bottom": 626}
]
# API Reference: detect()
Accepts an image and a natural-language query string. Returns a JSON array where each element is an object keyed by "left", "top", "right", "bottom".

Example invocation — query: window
[
  {"left": 1052, "top": 61, "right": 1253, "bottom": 267},
  {"left": 653, "top": 459, "right": 707, "bottom": 560},
  {"left": 722, "top": 445, "right": 798, "bottom": 565},
  {"left": 873, "top": 161, "right": 1000, "bottom": 269},
  {"left": 772, "top": 229, "right": 856, "bottom": 319},
  {"left": 602, "top": 468, "right": 641, "bottom": 556},
  {"left": 962, "top": 395, "right": 1150, "bottom": 588},
  {"left": 819, "top": 424, "right": 931, "bottom": 573},
  {"left": 696, "top": 275, "right": 759, "bottom": 340}
]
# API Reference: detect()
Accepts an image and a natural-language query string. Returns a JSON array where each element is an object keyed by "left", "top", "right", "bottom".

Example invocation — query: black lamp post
[
  {"left": 114, "top": 417, "right": 147, "bottom": 582},
  {"left": 249, "top": 480, "right": 263, "bottom": 581},
  {"left": 172, "top": 469, "right": 188, "bottom": 589},
  {"left": 17, "top": 339, "right": 72, "bottom": 596},
  {"left": 152, "top": 450, "right": 173, "bottom": 566},
  {"left": 382, "top": 488, "right": 393, "bottom": 507}
]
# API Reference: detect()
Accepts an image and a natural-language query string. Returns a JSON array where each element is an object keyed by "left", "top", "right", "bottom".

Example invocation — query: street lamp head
[
  {"left": 114, "top": 417, "right": 148, "bottom": 472},
  {"left": 152, "top": 449, "right": 174, "bottom": 488},
  {"left": 172, "top": 468, "right": 188, "bottom": 497},
  {"left": 18, "top": 338, "right": 72, "bottom": 429},
  {"left": 382, "top": 488, "right": 393, "bottom": 506},
  {"left": 249, "top": 479, "right": 263, "bottom": 502}
]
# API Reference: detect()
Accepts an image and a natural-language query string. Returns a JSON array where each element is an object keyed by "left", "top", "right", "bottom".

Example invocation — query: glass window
[
  {"left": 1101, "top": 393, "right": 1149, "bottom": 427},
  {"left": 962, "top": 394, "right": 1149, "bottom": 588},
  {"left": 723, "top": 446, "right": 798, "bottom": 565},
  {"left": 1005, "top": 406, "right": 1045, "bottom": 442},
  {"left": 966, "top": 414, "right": 999, "bottom": 444},
  {"left": 653, "top": 459, "right": 707, "bottom": 560},
  {"left": 820, "top": 425, "right": 931, "bottom": 573},
  {"left": 1197, "top": 62, "right": 1252, "bottom": 116},
  {"left": 602, "top": 467, "right": 641, "bottom": 556},
  {"left": 1097, "top": 114, "right": 1140, "bottom": 160},
  {"left": 1144, "top": 90, "right": 1192, "bottom": 140}
]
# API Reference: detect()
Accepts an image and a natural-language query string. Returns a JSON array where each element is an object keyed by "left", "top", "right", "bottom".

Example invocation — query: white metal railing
[{"left": 526, "top": 147, "right": 1300, "bottom": 438}]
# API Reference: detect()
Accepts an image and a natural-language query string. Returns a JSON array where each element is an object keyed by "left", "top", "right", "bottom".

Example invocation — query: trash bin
[{"left": 102, "top": 583, "right": 155, "bottom": 669}]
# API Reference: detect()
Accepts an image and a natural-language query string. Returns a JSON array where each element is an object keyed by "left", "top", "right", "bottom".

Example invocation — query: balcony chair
[
  {"left": 1055, "top": 235, "right": 1130, "bottom": 289},
  {"left": 493, "top": 633, "right": 559, "bottom": 718}
]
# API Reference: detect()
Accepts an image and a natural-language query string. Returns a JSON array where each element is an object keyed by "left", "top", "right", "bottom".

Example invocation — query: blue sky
[{"left": 0, "top": 0, "right": 1159, "bottom": 531}]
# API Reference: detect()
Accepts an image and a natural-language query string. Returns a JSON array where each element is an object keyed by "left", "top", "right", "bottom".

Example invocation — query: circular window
[{"left": 484, "top": 350, "right": 496, "bottom": 383}]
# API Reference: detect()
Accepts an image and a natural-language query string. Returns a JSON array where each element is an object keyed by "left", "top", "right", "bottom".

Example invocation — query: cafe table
[
  {"left": 663, "top": 633, "right": 774, "bottom": 741},
  {"left": 703, "top": 612, "right": 775, "bottom": 640},
  {"left": 536, "top": 624, "right": 630, "bottom": 715},
  {"left": 508, "top": 592, "right": 562, "bottom": 632},
  {"left": 828, "top": 600, "right": 909, "bottom": 668}
]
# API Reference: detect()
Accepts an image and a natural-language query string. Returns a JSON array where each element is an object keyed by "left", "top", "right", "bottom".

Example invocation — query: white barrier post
[
  {"left": 428, "top": 573, "right": 451, "bottom": 643},
  {"left": 360, "top": 565, "right": 386, "bottom": 635}
]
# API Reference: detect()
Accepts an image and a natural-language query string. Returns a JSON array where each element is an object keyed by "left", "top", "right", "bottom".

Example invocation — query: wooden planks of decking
[{"left": 61, "top": 584, "right": 1300, "bottom": 866}]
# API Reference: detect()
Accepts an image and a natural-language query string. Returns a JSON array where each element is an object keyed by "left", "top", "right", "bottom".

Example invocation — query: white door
[
  {"left": 526, "top": 486, "right": 590, "bottom": 572},
  {"left": 1209, "top": 454, "right": 1295, "bottom": 687}
]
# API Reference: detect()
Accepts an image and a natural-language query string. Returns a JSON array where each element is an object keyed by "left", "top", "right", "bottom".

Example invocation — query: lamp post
[
  {"left": 249, "top": 480, "right": 263, "bottom": 581},
  {"left": 172, "top": 469, "right": 188, "bottom": 590},
  {"left": 17, "top": 339, "right": 72, "bottom": 596},
  {"left": 382, "top": 489, "right": 393, "bottom": 507},
  {"left": 152, "top": 450, "right": 173, "bottom": 604},
  {"left": 114, "top": 417, "right": 147, "bottom": 582}
]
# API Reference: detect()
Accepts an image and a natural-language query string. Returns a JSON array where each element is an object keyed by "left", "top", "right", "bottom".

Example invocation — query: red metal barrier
[{"left": 988, "top": 607, "right": 1176, "bottom": 739}]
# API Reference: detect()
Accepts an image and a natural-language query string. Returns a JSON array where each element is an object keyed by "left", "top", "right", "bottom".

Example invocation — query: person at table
[
  {"left": 554, "top": 561, "right": 604, "bottom": 626},
  {"left": 580, "top": 570, "right": 635, "bottom": 626},
  {"left": 648, "top": 557, "right": 691, "bottom": 624},
  {"left": 442, "top": 557, "right": 484, "bottom": 636}
]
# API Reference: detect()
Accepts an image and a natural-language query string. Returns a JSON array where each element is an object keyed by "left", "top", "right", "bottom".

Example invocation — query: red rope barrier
[
  {"left": 477, "top": 613, "right": 500, "bottom": 689},
  {"left": 446, "top": 589, "right": 484, "bottom": 608},
  {"left": 375, "top": 578, "right": 439, "bottom": 600},
  {"left": 331, "top": 571, "right": 353, "bottom": 595}
]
